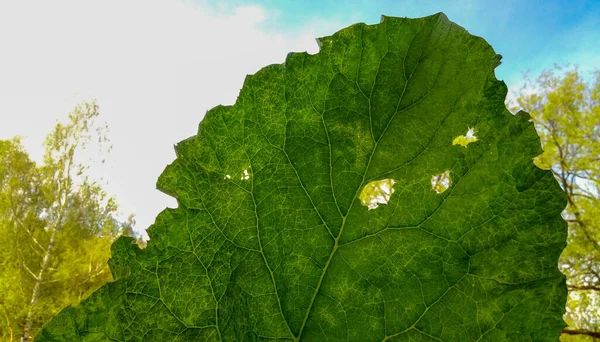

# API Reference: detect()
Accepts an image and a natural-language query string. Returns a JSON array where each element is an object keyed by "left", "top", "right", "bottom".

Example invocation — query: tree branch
[
  {"left": 562, "top": 328, "right": 600, "bottom": 338},
  {"left": 568, "top": 285, "right": 600, "bottom": 291},
  {"left": 11, "top": 207, "right": 47, "bottom": 254},
  {"left": 21, "top": 263, "right": 41, "bottom": 282}
]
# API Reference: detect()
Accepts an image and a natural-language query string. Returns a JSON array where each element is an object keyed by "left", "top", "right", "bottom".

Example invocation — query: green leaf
[{"left": 37, "top": 13, "right": 567, "bottom": 341}]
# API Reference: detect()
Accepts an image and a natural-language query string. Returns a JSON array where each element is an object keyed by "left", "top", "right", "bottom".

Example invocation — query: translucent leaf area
[{"left": 38, "top": 13, "right": 567, "bottom": 342}]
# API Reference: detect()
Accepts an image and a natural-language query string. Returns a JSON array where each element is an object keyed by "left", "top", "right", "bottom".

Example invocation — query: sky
[{"left": 0, "top": 0, "right": 598, "bottom": 238}]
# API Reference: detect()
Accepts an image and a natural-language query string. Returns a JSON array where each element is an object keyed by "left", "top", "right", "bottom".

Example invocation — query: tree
[
  {"left": 512, "top": 66, "right": 600, "bottom": 340},
  {"left": 0, "top": 101, "right": 136, "bottom": 341}
]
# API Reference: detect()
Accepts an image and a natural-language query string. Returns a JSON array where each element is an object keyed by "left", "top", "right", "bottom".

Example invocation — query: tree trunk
[{"left": 21, "top": 227, "right": 57, "bottom": 342}]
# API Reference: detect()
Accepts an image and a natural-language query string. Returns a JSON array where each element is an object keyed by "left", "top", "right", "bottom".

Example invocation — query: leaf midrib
[{"left": 292, "top": 18, "right": 438, "bottom": 341}]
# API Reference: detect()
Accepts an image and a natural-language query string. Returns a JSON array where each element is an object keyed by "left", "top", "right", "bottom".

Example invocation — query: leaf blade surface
[{"left": 37, "top": 13, "right": 567, "bottom": 342}]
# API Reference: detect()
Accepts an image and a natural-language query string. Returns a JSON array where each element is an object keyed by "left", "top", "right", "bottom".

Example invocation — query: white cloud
[{"left": 0, "top": 0, "right": 323, "bottom": 237}]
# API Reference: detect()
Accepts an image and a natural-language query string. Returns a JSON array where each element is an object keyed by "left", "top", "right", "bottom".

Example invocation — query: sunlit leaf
[{"left": 37, "top": 13, "right": 567, "bottom": 341}]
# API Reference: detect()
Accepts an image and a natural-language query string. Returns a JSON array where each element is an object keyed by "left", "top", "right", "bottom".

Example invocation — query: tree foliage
[
  {"left": 512, "top": 66, "right": 600, "bottom": 341},
  {"left": 38, "top": 14, "right": 567, "bottom": 341},
  {"left": 0, "top": 102, "right": 135, "bottom": 341}
]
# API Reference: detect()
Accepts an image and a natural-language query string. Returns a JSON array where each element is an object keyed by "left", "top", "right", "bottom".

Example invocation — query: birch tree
[{"left": 0, "top": 102, "right": 135, "bottom": 341}]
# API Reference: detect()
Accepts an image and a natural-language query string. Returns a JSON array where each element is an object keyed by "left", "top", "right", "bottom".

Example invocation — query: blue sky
[
  {"left": 212, "top": 0, "right": 600, "bottom": 86},
  {"left": 0, "top": 0, "right": 598, "bottom": 237}
]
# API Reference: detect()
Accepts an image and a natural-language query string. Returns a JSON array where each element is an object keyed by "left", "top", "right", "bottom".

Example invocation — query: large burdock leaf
[{"left": 38, "top": 13, "right": 567, "bottom": 341}]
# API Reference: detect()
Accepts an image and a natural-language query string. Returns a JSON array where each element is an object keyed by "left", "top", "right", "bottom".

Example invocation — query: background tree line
[
  {"left": 0, "top": 65, "right": 598, "bottom": 341},
  {"left": 512, "top": 65, "right": 600, "bottom": 341},
  {"left": 0, "top": 102, "right": 140, "bottom": 341}
]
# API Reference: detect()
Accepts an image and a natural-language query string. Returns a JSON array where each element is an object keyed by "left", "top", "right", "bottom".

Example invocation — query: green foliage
[
  {"left": 0, "top": 102, "right": 134, "bottom": 341},
  {"left": 512, "top": 66, "right": 600, "bottom": 341},
  {"left": 39, "top": 14, "right": 567, "bottom": 341}
]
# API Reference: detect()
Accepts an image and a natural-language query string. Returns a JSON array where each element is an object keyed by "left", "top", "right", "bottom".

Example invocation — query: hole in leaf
[
  {"left": 136, "top": 237, "right": 148, "bottom": 249},
  {"left": 359, "top": 179, "right": 396, "bottom": 210},
  {"left": 452, "top": 127, "right": 478, "bottom": 148},
  {"left": 224, "top": 174, "right": 231, "bottom": 180},
  {"left": 241, "top": 169, "right": 250, "bottom": 180},
  {"left": 431, "top": 170, "right": 451, "bottom": 194}
]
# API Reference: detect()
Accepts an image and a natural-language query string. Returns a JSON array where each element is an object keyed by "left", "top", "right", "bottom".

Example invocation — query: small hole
[
  {"left": 136, "top": 237, "right": 147, "bottom": 249},
  {"left": 431, "top": 171, "right": 451, "bottom": 194},
  {"left": 241, "top": 169, "right": 250, "bottom": 180},
  {"left": 359, "top": 179, "right": 396, "bottom": 210},
  {"left": 452, "top": 127, "right": 478, "bottom": 148}
]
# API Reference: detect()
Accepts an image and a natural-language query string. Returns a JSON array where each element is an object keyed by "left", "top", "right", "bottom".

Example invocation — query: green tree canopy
[
  {"left": 0, "top": 102, "right": 135, "bottom": 341},
  {"left": 512, "top": 66, "right": 600, "bottom": 341}
]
